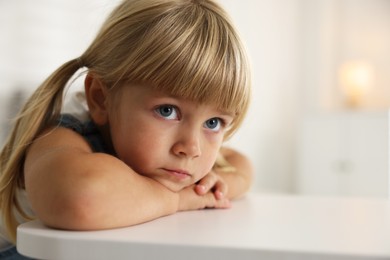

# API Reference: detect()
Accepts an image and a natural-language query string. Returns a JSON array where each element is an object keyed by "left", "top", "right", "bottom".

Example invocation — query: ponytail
[{"left": 0, "top": 58, "right": 82, "bottom": 243}]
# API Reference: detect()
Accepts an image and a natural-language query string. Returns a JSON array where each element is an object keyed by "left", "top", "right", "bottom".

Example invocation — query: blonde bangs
[{"left": 90, "top": 0, "right": 251, "bottom": 137}]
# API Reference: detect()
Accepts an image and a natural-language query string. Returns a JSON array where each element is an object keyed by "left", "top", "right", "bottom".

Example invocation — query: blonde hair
[{"left": 0, "top": 0, "right": 251, "bottom": 242}]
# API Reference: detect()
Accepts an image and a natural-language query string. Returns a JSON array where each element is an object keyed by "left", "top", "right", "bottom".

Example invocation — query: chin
[
  {"left": 167, "top": 184, "right": 185, "bottom": 193},
  {"left": 159, "top": 180, "right": 186, "bottom": 192}
]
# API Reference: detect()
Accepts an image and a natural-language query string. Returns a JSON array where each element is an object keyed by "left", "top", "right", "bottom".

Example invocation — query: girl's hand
[
  {"left": 177, "top": 184, "right": 231, "bottom": 211},
  {"left": 194, "top": 170, "right": 228, "bottom": 200}
]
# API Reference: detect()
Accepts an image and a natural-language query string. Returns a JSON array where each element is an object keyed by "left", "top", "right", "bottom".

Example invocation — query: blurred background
[{"left": 1, "top": 0, "right": 389, "bottom": 198}]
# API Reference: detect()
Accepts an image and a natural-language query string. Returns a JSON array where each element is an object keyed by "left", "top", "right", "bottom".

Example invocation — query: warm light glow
[{"left": 339, "top": 61, "right": 374, "bottom": 107}]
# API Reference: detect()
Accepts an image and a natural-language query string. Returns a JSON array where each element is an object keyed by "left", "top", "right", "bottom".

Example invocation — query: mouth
[{"left": 162, "top": 168, "right": 191, "bottom": 180}]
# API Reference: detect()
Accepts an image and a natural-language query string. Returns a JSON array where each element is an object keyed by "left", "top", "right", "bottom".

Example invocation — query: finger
[
  {"left": 201, "top": 192, "right": 231, "bottom": 209},
  {"left": 213, "top": 197, "right": 231, "bottom": 209},
  {"left": 195, "top": 173, "right": 217, "bottom": 195},
  {"left": 213, "top": 180, "right": 228, "bottom": 200},
  {"left": 194, "top": 184, "right": 207, "bottom": 195}
]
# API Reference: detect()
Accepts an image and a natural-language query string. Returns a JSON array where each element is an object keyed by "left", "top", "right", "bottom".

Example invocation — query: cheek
[
  {"left": 113, "top": 125, "right": 166, "bottom": 170},
  {"left": 199, "top": 141, "right": 221, "bottom": 171}
]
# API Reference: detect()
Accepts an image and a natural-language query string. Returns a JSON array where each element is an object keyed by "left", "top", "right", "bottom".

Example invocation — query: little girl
[{"left": 0, "top": 0, "right": 253, "bottom": 258}]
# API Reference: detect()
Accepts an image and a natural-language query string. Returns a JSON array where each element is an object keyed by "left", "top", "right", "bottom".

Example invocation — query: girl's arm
[
  {"left": 219, "top": 147, "right": 254, "bottom": 199},
  {"left": 196, "top": 147, "right": 254, "bottom": 200},
  {"left": 24, "top": 127, "right": 228, "bottom": 231}
]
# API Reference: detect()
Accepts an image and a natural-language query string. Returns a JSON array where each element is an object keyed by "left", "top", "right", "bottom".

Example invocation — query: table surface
[{"left": 17, "top": 193, "right": 390, "bottom": 260}]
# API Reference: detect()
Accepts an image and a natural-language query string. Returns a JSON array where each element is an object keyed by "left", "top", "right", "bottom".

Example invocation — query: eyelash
[
  {"left": 204, "top": 118, "right": 225, "bottom": 132},
  {"left": 155, "top": 105, "right": 180, "bottom": 120},
  {"left": 154, "top": 104, "right": 228, "bottom": 132}
]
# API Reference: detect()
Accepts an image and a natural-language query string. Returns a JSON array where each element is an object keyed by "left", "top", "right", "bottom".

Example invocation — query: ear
[{"left": 84, "top": 73, "right": 109, "bottom": 126}]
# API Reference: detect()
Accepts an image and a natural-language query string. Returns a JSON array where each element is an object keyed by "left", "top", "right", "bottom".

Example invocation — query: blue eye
[
  {"left": 204, "top": 118, "right": 222, "bottom": 132},
  {"left": 156, "top": 105, "right": 179, "bottom": 120}
]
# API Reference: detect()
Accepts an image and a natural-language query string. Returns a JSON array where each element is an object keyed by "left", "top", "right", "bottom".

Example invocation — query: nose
[{"left": 171, "top": 129, "right": 201, "bottom": 158}]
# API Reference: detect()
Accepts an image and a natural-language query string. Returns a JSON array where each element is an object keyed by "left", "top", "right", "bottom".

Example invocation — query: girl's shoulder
[
  {"left": 25, "top": 125, "right": 94, "bottom": 167},
  {"left": 57, "top": 114, "right": 112, "bottom": 154}
]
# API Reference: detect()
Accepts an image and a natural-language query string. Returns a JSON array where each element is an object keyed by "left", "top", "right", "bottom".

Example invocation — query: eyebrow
[
  {"left": 214, "top": 109, "right": 235, "bottom": 119},
  {"left": 150, "top": 91, "right": 236, "bottom": 117}
]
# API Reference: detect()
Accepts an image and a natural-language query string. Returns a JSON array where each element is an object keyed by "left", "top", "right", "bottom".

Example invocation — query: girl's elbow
[{"left": 38, "top": 193, "right": 106, "bottom": 231}]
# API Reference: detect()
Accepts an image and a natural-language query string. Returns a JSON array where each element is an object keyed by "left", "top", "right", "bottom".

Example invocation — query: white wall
[
  {"left": 0, "top": 0, "right": 118, "bottom": 92},
  {"left": 299, "top": 0, "right": 390, "bottom": 112},
  {"left": 0, "top": 0, "right": 120, "bottom": 142},
  {"left": 221, "top": 0, "right": 303, "bottom": 193}
]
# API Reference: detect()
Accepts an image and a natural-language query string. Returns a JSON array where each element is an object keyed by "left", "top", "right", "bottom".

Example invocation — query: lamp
[{"left": 339, "top": 61, "right": 374, "bottom": 108}]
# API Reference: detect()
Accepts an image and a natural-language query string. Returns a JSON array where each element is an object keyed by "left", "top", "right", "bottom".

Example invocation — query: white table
[{"left": 17, "top": 193, "right": 390, "bottom": 260}]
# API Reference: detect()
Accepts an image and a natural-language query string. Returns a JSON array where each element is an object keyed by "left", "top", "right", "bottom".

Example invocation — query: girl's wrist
[{"left": 148, "top": 178, "right": 180, "bottom": 215}]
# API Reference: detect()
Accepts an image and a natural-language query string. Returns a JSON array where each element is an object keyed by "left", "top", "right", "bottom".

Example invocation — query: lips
[{"left": 162, "top": 168, "right": 191, "bottom": 180}]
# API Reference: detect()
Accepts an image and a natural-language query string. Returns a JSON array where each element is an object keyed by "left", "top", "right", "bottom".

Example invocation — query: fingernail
[
  {"left": 197, "top": 185, "right": 206, "bottom": 193},
  {"left": 215, "top": 191, "right": 224, "bottom": 200}
]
